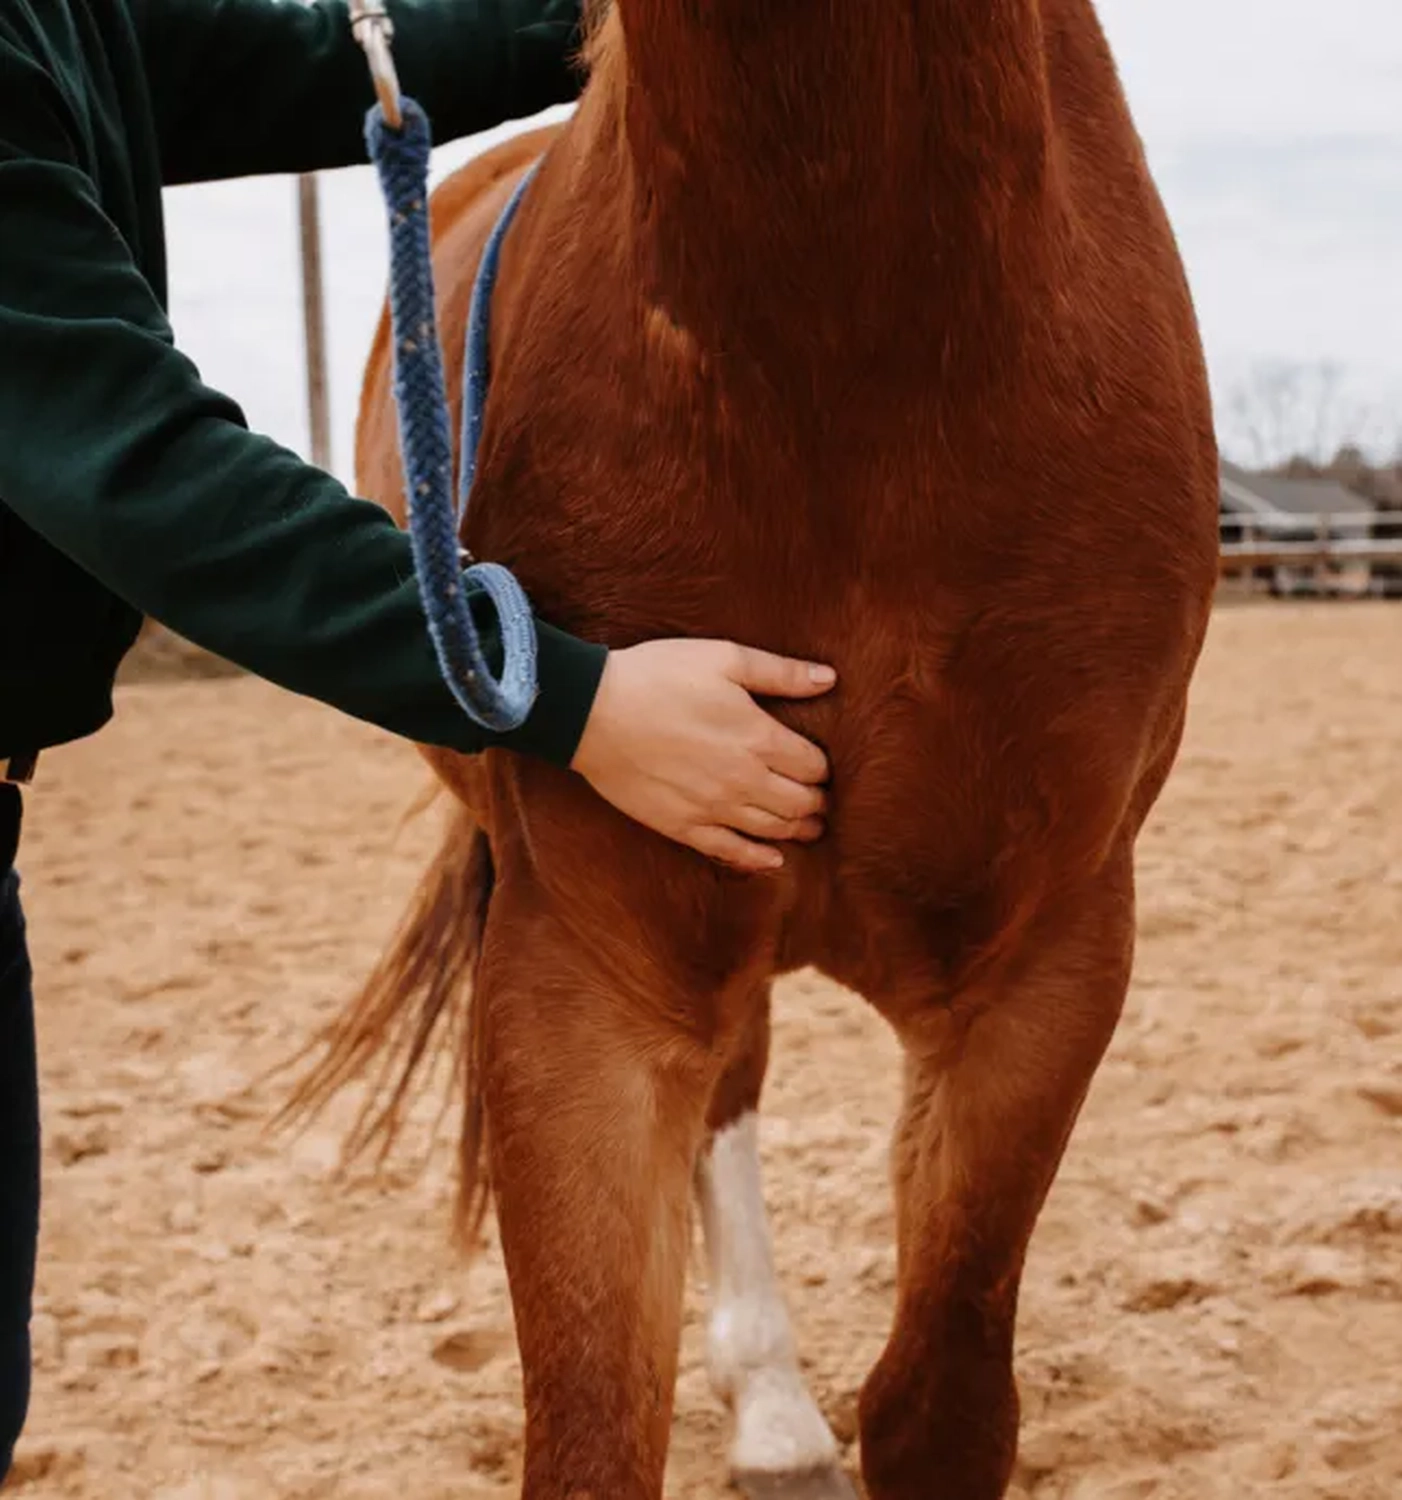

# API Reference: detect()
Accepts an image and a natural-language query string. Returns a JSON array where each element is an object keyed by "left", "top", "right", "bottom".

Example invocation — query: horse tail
[{"left": 277, "top": 810, "right": 497, "bottom": 1251}]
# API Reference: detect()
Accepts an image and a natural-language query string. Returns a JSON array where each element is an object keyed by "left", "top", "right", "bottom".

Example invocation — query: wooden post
[{"left": 297, "top": 173, "right": 333, "bottom": 473}]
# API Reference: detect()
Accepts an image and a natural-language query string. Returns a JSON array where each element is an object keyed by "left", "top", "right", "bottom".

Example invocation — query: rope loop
[{"left": 364, "top": 99, "right": 539, "bottom": 733}]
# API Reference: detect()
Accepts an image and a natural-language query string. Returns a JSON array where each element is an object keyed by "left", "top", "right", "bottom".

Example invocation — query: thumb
[{"left": 728, "top": 646, "right": 837, "bottom": 699}]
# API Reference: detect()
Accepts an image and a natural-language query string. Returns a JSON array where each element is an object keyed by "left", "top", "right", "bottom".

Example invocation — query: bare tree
[{"left": 1221, "top": 359, "right": 1358, "bottom": 468}]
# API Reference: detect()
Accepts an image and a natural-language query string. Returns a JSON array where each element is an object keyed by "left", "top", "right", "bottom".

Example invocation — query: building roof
[{"left": 1220, "top": 460, "right": 1375, "bottom": 520}]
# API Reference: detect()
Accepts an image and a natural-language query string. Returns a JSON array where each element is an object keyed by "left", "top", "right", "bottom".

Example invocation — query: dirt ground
[{"left": 5, "top": 602, "right": 1401, "bottom": 1500}]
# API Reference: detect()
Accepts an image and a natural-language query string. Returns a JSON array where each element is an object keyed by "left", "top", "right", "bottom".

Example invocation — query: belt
[{"left": 1, "top": 751, "right": 37, "bottom": 785}]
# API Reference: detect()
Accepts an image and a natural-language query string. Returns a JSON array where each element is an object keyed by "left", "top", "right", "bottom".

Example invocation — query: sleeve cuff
[{"left": 494, "top": 619, "right": 608, "bottom": 767}]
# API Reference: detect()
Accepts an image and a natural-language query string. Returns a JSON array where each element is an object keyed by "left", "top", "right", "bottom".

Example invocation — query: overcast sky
[
  {"left": 1095, "top": 0, "right": 1402, "bottom": 459},
  {"left": 165, "top": 1, "right": 1402, "bottom": 475}
]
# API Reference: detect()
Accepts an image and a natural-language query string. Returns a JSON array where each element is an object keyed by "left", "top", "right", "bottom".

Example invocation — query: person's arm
[
  {"left": 1, "top": 40, "right": 837, "bottom": 872},
  {"left": 132, "top": 0, "right": 585, "bottom": 185},
  {"left": 0, "top": 44, "right": 602, "bottom": 765}
]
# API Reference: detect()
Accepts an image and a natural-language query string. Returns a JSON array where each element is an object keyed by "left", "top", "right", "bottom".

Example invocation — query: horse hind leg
[{"left": 696, "top": 993, "right": 857, "bottom": 1500}]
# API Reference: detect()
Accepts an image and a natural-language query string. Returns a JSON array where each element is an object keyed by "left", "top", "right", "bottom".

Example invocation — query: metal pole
[{"left": 297, "top": 173, "right": 333, "bottom": 472}]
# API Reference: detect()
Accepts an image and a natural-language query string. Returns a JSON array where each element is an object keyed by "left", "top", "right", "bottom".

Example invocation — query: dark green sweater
[{"left": 0, "top": 0, "right": 606, "bottom": 765}]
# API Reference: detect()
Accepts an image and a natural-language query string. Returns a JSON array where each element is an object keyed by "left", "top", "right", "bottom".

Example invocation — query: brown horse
[{"left": 293, "top": 4, "right": 1220, "bottom": 1497}]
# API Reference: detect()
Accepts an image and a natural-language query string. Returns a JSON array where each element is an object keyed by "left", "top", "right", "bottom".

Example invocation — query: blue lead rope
[{"left": 364, "top": 98, "right": 539, "bottom": 733}]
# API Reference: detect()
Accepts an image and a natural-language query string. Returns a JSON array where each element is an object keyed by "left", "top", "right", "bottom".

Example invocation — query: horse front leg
[
  {"left": 859, "top": 854, "right": 1136, "bottom": 1500},
  {"left": 475, "top": 871, "right": 733, "bottom": 1500}
]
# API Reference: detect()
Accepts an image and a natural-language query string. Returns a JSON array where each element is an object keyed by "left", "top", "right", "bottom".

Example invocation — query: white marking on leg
[{"left": 696, "top": 1112, "right": 840, "bottom": 1476}]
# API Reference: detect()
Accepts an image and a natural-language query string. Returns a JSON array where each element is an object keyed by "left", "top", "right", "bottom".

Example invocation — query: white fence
[{"left": 1219, "top": 513, "right": 1402, "bottom": 571}]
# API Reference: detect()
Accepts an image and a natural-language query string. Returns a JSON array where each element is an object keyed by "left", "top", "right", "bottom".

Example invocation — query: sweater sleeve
[
  {"left": 0, "top": 46, "right": 606, "bottom": 764},
  {"left": 134, "top": 0, "right": 585, "bottom": 184}
]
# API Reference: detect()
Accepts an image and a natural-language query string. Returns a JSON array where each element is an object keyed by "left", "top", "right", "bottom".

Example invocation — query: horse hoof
[{"left": 734, "top": 1465, "right": 861, "bottom": 1500}]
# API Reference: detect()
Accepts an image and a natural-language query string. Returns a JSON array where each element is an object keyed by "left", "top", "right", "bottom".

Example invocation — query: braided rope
[
  {"left": 365, "top": 99, "right": 538, "bottom": 733},
  {"left": 461, "top": 160, "right": 540, "bottom": 521}
]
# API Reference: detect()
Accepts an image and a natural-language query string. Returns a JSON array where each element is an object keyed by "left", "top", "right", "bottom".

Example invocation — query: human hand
[{"left": 570, "top": 640, "right": 835, "bottom": 873}]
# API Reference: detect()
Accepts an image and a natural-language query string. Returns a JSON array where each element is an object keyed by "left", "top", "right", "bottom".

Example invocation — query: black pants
[{"left": 0, "top": 786, "right": 37, "bottom": 1479}]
